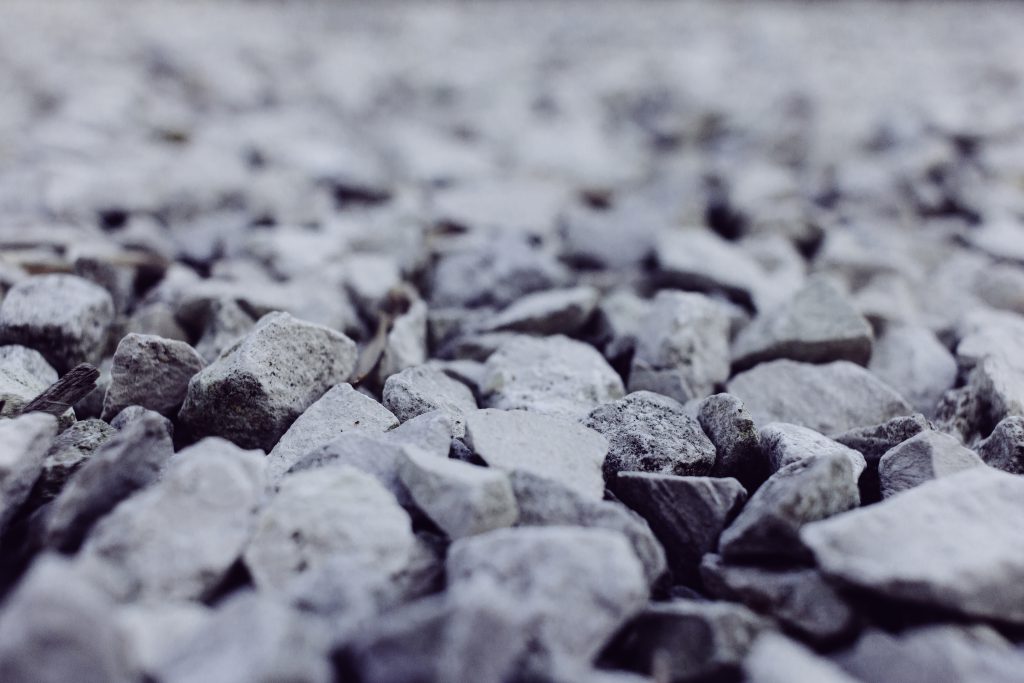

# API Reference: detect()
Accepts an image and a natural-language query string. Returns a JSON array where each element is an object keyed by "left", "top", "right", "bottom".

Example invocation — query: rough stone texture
[
  {"left": 244, "top": 466, "right": 415, "bottom": 592},
  {"left": 34, "top": 417, "right": 114, "bottom": 503},
  {"left": 447, "top": 526, "right": 648, "bottom": 661},
  {"left": 802, "top": 467, "right": 1024, "bottom": 623},
  {"left": 760, "top": 422, "right": 867, "bottom": 476},
  {"left": 977, "top": 416, "right": 1024, "bottom": 475},
  {"left": 615, "top": 472, "right": 746, "bottom": 586},
  {"left": 698, "top": 393, "right": 768, "bottom": 491},
  {"left": 479, "top": 285, "right": 599, "bottom": 335},
  {"left": 869, "top": 325, "right": 957, "bottom": 417},
  {"left": 383, "top": 365, "right": 476, "bottom": 437},
  {"left": 701, "top": 554, "right": 858, "bottom": 645},
  {"left": 877, "top": 429, "right": 984, "bottom": 498},
  {"left": 101, "top": 333, "right": 205, "bottom": 421},
  {"left": 727, "top": 359, "right": 913, "bottom": 434},
  {"left": 628, "top": 290, "right": 731, "bottom": 404},
  {"left": 0, "top": 555, "right": 134, "bottom": 683},
  {"left": 0, "top": 345, "right": 73, "bottom": 425},
  {"left": 0, "top": 274, "right": 115, "bottom": 373},
  {"left": 178, "top": 311, "right": 358, "bottom": 451},
  {"left": 833, "top": 413, "right": 931, "bottom": 503},
  {"left": 266, "top": 383, "right": 398, "bottom": 482},
  {"left": 76, "top": 438, "right": 265, "bottom": 602},
  {"left": 745, "top": 633, "right": 861, "bottom": 683},
  {"left": 0, "top": 412, "right": 57, "bottom": 532},
  {"left": 510, "top": 470, "right": 667, "bottom": 587},
  {"left": 732, "top": 275, "right": 873, "bottom": 371},
  {"left": 720, "top": 452, "right": 860, "bottom": 562},
  {"left": 193, "top": 298, "right": 255, "bottom": 364},
  {"left": 585, "top": 391, "right": 716, "bottom": 481},
  {"left": 398, "top": 449, "right": 518, "bottom": 539},
  {"left": 44, "top": 412, "right": 173, "bottom": 552},
  {"left": 481, "top": 335, "right": 624, "bottom": 420}
]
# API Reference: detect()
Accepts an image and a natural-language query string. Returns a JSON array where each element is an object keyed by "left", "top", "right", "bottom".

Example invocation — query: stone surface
[
  {"left": 116, "top": 602, "right": 211, "bottom": 677},
  {"left": 585, "top": 391, "right": 716, "bottom": 481},
  {"left": 698, "top": 393, "right": 768, "bottom": 491},
  {"left": 628, "top": 290, "right": 731, "bottom": 404},
  {"left": 745, "top": 633, "right": 861, "bottom": 683},
  {"left": 802, "top": 466, "right": 1024, "bottom": 623},
  {"left": 615, "top": 472, "right": 746, "bottom": 585},
  {"left": 0, "top": 274, "right": 115, "bottom": 373},
  {"left": 33, "top": 418, "right": 114, "bottom": 503},
  {"left": 375, "top": 298, "right": 428, "bottom": 384},
  {"left": 869, "top": 325, "right": 957, "bottom": 417},
  {"left": 479, "top": 285, "right": 599, "bottom": 335},
  {"left": 833, "top": 413, "right": 931, "bottom": 503},
  {"left": 977, "top": 416, "right": 1024, "bottom": 475},
  {"left": 720, "top": 452, "right": 860, "bottom": 562},
  {"left": 464, "top": 408, "right": 608, "bottom": 500},
  {"left": 760, "top": 422, "right": 867, "bottom": 476},
  {"left": 178, "top": 311, "right": 358, "bottom": 451},
  {"left": 727, "top": 360, "right": 913, "bottom": 434},
  {"left": 383, "top": 365, "right": 476, "bottom": 437},
  {"left": 0, "top": 345, "right": 72, "bottom": 424},
  {"left": 101, "top": 333, "right": 205, "bottom": 420},
  {"left": 655, "top": 229, "right": 765, "bottom": 308},
  {"left": 0, "top": 412, "right": 57, "bottom": 532},
  {"left": 877, "top": 429, "right": 984, "bottom": 498}
]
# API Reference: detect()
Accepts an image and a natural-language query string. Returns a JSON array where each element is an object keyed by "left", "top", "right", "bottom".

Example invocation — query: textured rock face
[
  {"left": 877, "top": 429, "right": 984, "bottom": 498},
  {"left": 102, "top": 333, "right": 205, "bottom": 420},
  {"left": 0, "top": 345, "right": 68, "bottom": 422},
  {"left": 977, "top": 416, "right": 1024, "bottom": 474},
  {"left": 698, "top": 393, "right": 768, "bottom": 491},
  {"left": 383, "top": 364, "right": 476, "bottom": 437},
  {"left": 759, "top": 422, "right": 867, "bottom": 476},
  {"left": 178, "top": 312, "right": 358, "bottom": 451},
  {"left": 34, "top": 418, "right": 114, "bottom": 502}
]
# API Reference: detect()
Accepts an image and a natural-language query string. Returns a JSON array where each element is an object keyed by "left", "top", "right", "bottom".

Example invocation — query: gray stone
[
  {"left": 44, "top": 412, "right": 173, "bottom": 552},
  {"left": 590, "top": 289, "right": 650, "bottom": 365},
  {"left": 116, "top": 602, "right": 211, "bottom": 678},
  {"left": 697, "top": 393, "right": 768, "bottom": 491},
  {"left": 125, "top": 302, "right": 190, "bottom": 342},
  {"left": 0, "top": 412, "right": 57, "bottom": 532},
  {"left": 802, "top": 467, "right": 1024, "bottom": 623},
  {"left": 760, "top": 423, "right": 867, "bottom": 476},
  {"left": 482, "top": 335, "right": 624, "bottom": 420},
  {"left": 978, "top": 416, "right": 1024, "bottom": 475},
  {"left": 869, "top": 325, "right": 957, "bottom": 417},
  {"left": 480, "top": 286, "right": 599, "bottom": 336},
  {"left": 102, "top": 333, "right": 205, "bottom": 420},
  {"left": 374, "top": 298, "right": 428, "bottom": 384},
  {"left": 878, "top": 430, "right": 984, "bottom": 498},
  {"left": 0, "top": 345, "right": 73, "bottom": 425},
  {"left": 510, "top": 470, "right": 667, "bottom": 587},
  {"left": 109, "top": 405, "right": 174, "bottom": 436},
  {"left": 464, "top": 408, "right": 608, "bottom": 500},
  {"left": 701, "top": 554, "right": 858, "bottom": 645},
  {"left": 833, "top": 413, "right": 931, "bottom": 502},
  {"left": 76, "top": 438, "right": 264, "bottom": 601},
  {"left": 193, "top": 298, "right": 255, "bottom": 364},
  {"left": 0, "top": 274, "right": 114, "bottom": 372},
  {"left": 35, "top": 418, "right": 115, "bottom": 503},
  {"left": 244, "top": 466, "right": 415, "bottom": 591},
  {"left": 628, "top": 291, "right": 730, "bottom": 404},
  {"left": 655, "top": 228, "right": 765, "bottom": 308},
  {"left": 178, "top": 311, "right": 358, "bottom": 451},
  {"left": 383, "top": 365, "right": 476, "bottom": 438},
  {"left": 732, "top": 275, "right": 872, "bottom": 371},
  {"left": 399, "top": 449, "right": 517, "bottom": 539},
  {"left": 447, "top": 526, "right": 648, "bottom": 660},
  {"left": 0, "top": 555, "right": 134, "bottom": 683},
  {"left": 745, "top": 633, "right": 861, "bottom": 683},
  {"left": 266, "top": 383, "right": 398, "bottom": 482},
  {"left": 728, "top": 360, "right": 913, "bottom": 435},
  {"left": 585, "top": 391, "right": 716, "bottom": 481},
  {"left": 615, "top": 472, "right": 746, "bottom": 585},
  {"left": 720, "top": 452, "right": 860, "bottom": 562},
  {"left": 955, "top": 311, "right": 1024, "bottom": 427}
]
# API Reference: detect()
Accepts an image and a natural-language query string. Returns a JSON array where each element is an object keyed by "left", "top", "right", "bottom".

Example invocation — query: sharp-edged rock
[
  {"left": 877, "top": 429, "right": 984, "bottom": 498},
  {"left": 697, "top": 392, "right": 768, "bottom": 490},
  {"left": 101, "top": 333, "right": 205, "bottom": 420}
]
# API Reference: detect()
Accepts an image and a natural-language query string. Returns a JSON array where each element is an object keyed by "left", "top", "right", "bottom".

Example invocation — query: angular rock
[
  {"left": 244, "top": 466, "right": 415, "bottom": 591},
  {"left": 698, "top": 393, "right": 768, "bottom": 491},
  {"left": 383, "top": 365, "right": 476, "bottom": 438},
  {"left": 34, "top": 418, "right": 114, "bottom": 503},
  {"left": 0, "top": 345, "right": 72, "bottom": 425},
  {"left": 101, "top": 333, "right": 205, "bottom": 420},
  {"left": 869, "top": 325, "right": 957, "bottom": 417},
  {"left": 745, "top": 633, "right": 861, "bottom": 683},
  {"left": 0, "top": 412, "right": 57, "bottom": 532},
  {"left": 590, "top": 289, "right": 650, "bottom": 367},
  {"left": 482, "top": 335, "right": 624, "bottom": 420},
  {"left": 720, "top": 452, "right": 860, "bottom": 562},
  {"left": 193, "top": 297, "right": 255, "bottom": 364},
  {"left": 655, "top": 228, "right": 765, "bottom": 308},
  {"left": 44, "top": 412, "right": 174, "bottom": 552},
  {"left": 878, "top": 430, "right": 984, "bottom": 498},
  {"left": 732, "top": 275, "right": 872, "bottom": 371},
  {"left": 178, "top": 311, "right": 358, "bottom": 451},
  {"left": 615, "top": 472, "right": 746, "bottom": 585},
  {"left": 76, "top": 438, "right": 264, "bottom": 601},
  {"left": 0, "top": 274, "right": 114, "bottom": 372},
  {"left": 266, "top": 383, "right": 398, "bottom": 482},
  {"left": 978, "top": 416, "right": 1024, "bottom": 474},
  {"left": 398, "top": 449, "right": 517, "bottom": 539},
  {"left": 802, "top": 467, "right": 1024, "bottom": 623},
  {"left": 585, "top": 391, "right": 716, "bottom": 481},
  {"left": 833, "top": 413, "right": 931, "bottom": 503},
  {"left": 628, "top": 291, "right": 730, "bottom": 404},
  {"left": 701, "top": 554, "right": 858, "bottom": 645},
  {"left": 727, "top": 360, "right": 912, "bottom": 435},
  {"left": 464, "top": 409, "right": 608, "bottom": 500},
  {"left": 760, "top": 423, "right": 867, "bottom": 476},
  {"left": 480, "top": 286, "right": 599, "bottom": 336}
]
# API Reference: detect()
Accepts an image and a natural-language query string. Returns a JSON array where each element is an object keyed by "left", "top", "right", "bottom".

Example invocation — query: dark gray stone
[
  {"left": 34, "top": 418, "right": 115, "bottom": 503},
  {"left": 760, "top": 422, "right": 866, "bottom": 476},
  {"left": 877, "top": 430, "right": 984, "bottom": 498},
  {"left": 977, "top": 416, "right": 1024, "bottom": 475},
  {"left": 102, "top": 333, "right": 205, "bottom": 420},
  {"left": 833, "top": 414, "right": 931, "bottom": 503},
  {"left": 697, "top": 393, "right": 768, "bottom": 491}
]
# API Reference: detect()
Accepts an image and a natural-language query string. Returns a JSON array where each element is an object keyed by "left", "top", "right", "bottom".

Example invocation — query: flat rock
[
  {"left": 833, "top": 413, "right": 931, "bottom": 503},
  {"left": 615, "top": 472, "right": 746, "bottom": 585},
  {"left": 464, "top": 408, "right": 608, "bottom": 500},
  {"left": 102, "top": 333, "right": 205, "bottom": 420},
  {"left": 447, "top": 526, "right": 648, "bottom": 661},
  {"left": 398, "top": 449, "right": 517, "bottom": 539},
  {"left": 732, "top": 275, "right": 872, "bottom": 371},
  {"left": 33, "top": 417, "right": 114, "bottom": 503},
  {"left": 698, "top": 393, "right": 768, "bottom": 491},
  {"left": 720, "top": 452, "right": 860, "bottom": 562},
  {"left": 0, "top": 274, "right": 114, "bottom": 372},
  {"left": 628, "top": 291, "right": 730, "bottom": 404},
  {"left": 481, "top": 335, "right": 624, "bottom": 420},
  {"left": 585, "top": 391, "right": 716, "bottom": 481},
  {"left": 479, "top": 286, "right": 599, "bottom": 336},
  {"left": 760, "top": 422, "right": 866, "bottom": 476},
  {"left": 654, "top": 229, "right": 765, "bottom": 308},
  {"left": 383, "top": 365, "right": 476, "bottom": 437},
  {"left": 178, "top": 311, "right": 358, "bottom": 451},
  {"left": 745, "top": 633, "right": 861, "bottom": 683},
  {"left": 802, "top": 466, "right": 1024, "bottom": 623},
  {"left": 869, "top": 325, "right": 957, "bottom": 417},
  {"left": 977, "top": 416, "right": 1024, "bottom": 475},
  {"left": 878, "top": 430, "right": 984, "bottom": 498},
  {"left": 0, "top": 412, "right": 57, "bottom": 532},
  {"left": 266, "top": 383, "right": 398, "bottom": 482},
  {"left": 727, "top": 360, "right": 913, "bottom": 435}
]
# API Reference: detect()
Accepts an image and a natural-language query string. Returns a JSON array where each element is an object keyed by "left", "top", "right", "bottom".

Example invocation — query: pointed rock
[
  {"left": 101, "top": 333, "right": 205, "bottom": 420},
  {"left": 698, "top": 393, "right": 768, "bottom": 490},
  {"left": 977, "top": 416, "right": 1024, "bottom": 475},
  {"left": 878, "top": 430, "right": 984, "bottom": 498},
  {"left": 760, "top": 423, "right": 866, "bottom": 476}
]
